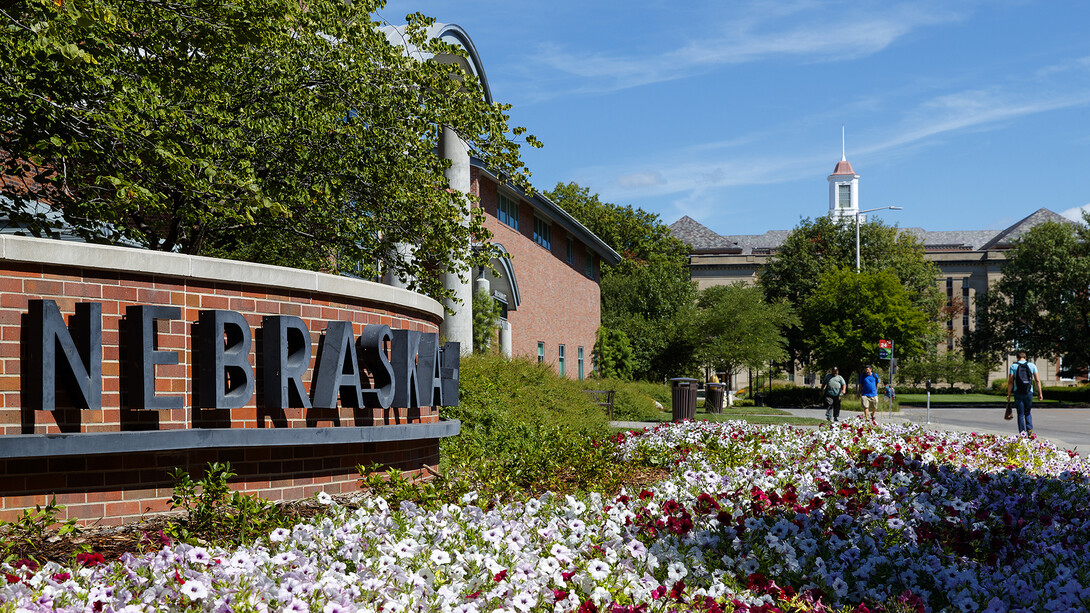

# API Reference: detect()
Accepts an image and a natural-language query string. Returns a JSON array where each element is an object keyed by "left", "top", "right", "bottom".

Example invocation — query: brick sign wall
[{"left": 0, "top": 235, "right": 459, "bottom": 525}]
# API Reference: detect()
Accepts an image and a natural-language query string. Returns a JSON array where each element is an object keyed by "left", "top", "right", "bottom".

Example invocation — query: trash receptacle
[
  {"left": 670, "top": 378, "right": 698, "bottom": 422},
  {"left": 754, "top": 392, "right": 764, "bottom": 407},
  {"left": 705, "top": 383, "right": 723, "bottom": 414}
]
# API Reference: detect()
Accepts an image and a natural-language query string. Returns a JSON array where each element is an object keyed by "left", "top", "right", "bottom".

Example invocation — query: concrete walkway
[{"left": 612, "top": 405, "right": 1090, "bottom": 456}]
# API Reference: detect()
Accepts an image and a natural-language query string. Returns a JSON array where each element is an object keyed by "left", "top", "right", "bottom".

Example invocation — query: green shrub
[
  {"left": 167, "top": 462, "right": 293, "bottom": 547},
  {"left": 579, "top": 377, "right": 665, "bottom": 422},
  {"left": 439, "top": 354, "right": 623, "bottom": 502},
  {"left": 472, "top": 291, "right": 502, "bottom": 353},
  {"left": 1040, "top": 385, "right": 1090, "bottom": 403},
  {"left": 764, "top": 385, "right": 822, "bottom": 407},
  {"left": 0, "top": 496, "right": 80, "bottom": 561},
  {"left": 628, "top": 380, "right": 671, "bottom": 406}
]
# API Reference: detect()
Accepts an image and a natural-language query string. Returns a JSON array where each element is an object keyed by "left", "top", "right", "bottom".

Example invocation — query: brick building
[
  {"left": 376, "top": 24, "right": 620, "bottom": 376},
  {"left": 472, "top": 163, "right": 620, "bottom": 379}
]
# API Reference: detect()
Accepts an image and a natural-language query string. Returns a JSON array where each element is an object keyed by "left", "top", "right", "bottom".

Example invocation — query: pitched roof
[
  {"left": 901, "top": 229, "right": 1000, "bottom": 251},
  {"left": 669, "top": 208, "right": 1078, "bottom": 255},
  {"left": 830, "top": 160, "right": 856, "bottom": 176},
  {"left": 668, "top": 216, "right": 733, "bottom": 251},
  {"left": 979, "top": 208, "right": 1078, "bottom": 250},
  {"left": 471, "top": 160, "right": 622, "bottom": 265}
]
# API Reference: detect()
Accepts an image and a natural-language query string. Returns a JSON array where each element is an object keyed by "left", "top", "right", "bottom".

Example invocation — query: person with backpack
[{"left": 1006, "top": 351, "right": 1043, "bottom": 435}]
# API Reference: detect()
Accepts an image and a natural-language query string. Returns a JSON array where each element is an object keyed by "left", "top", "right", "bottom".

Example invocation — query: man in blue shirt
[
  {"left": 858, "top": 365, "right": 880, "bottom": 422},
  {"left": 1006, "top": 351, "right": 1043, "bottom": 435}
]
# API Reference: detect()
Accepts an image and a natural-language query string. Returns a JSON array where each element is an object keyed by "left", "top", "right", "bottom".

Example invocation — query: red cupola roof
[{"left": 831, "top": 159, "right": 855, "bottom": 175}]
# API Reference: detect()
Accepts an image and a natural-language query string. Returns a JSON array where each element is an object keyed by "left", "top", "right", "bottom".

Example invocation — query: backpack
[{"left": 1014, "top": 362, "right": 1032, "bottom": 393}]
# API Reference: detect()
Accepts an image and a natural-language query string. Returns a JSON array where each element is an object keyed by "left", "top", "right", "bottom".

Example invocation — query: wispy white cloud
[
  {"left": 587, "top": 81, "right": 1090, "bottom": 205},
  {"left": 523, "top": 1, "right": 972, "bottom": 97},
  {"left": 864, "top": 88, "right": 1090, "bottom": 154},
  {"left": 616, "top": 171, "right": 666, "bottom": 189},
  {"left": 1061, "top": 204, "right": 1090, "bottom": 222}
]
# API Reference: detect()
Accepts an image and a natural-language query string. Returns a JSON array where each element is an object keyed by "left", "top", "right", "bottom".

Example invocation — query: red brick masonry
[{"left": 0, "top": 235, "right": 455, "bottom": 525}]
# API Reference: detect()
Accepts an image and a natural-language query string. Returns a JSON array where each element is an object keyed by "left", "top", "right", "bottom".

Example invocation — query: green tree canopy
[
  {"left": 1, "top": 0, "right": 537, "bottom": 300},
  {"left": 545, "top": 182, "right": 695, "bottom": 381},
  {"left": 803, "top": 269, "right": 939, "bottom": 379},
  {"left": 545, "top": 182, "right": 687, "bottom": 266},
  {"left": 898, "top": 353, "right": 989, "bottom": 390},
  {"left": 694, "top": 283, "right": 797, "bottom": 386},
  {"left": 965, "top": 217, "right": 1090, "bottom": 373},
  {"left": 759, "top": 216, "right": 943, "bottom": 366}
]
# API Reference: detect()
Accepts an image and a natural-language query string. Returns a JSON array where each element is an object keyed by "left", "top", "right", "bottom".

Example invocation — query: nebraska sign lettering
[{"left": 24, "top": 299, "right": 459, "bottom": 414}]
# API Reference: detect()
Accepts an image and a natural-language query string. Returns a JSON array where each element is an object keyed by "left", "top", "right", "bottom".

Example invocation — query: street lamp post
[{"left": 855, "top": 206, "right": 904, "bottom": 272}]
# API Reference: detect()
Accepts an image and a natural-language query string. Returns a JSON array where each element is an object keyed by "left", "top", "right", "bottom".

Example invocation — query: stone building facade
[{"left": 670, "top": 155, "right": 1082, "bottom": 388}]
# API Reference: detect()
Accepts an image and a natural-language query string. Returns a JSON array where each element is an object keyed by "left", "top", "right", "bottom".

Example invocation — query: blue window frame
[
  {"left": 533, "top": 216, "right": 552, "bottom": 250},
  {"left": 498, "top": 194, "right": 519, "bottom": 230}
]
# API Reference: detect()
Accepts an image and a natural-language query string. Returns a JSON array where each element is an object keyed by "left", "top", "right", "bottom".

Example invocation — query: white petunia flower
[
  {"left": 587, "top": 560, "right": 610, "bottom": 581},
  {"left": 511, "top": 591, "right": 537, "bottom": 612},
  {"left": 180, "top": 580, "right": 209, "bottom": 601}
]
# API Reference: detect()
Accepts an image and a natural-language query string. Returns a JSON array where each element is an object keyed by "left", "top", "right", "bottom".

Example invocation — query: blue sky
[{"left": 375, "top": 1, "right": 1090, "bottom": 236}]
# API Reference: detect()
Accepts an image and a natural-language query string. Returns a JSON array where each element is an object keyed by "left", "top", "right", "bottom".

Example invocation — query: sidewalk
[{"left": 613, "top": 405, "right": 1088, "bottom": 456}]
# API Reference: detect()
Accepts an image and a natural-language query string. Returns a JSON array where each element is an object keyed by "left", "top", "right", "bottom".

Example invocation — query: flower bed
[{"left": 3, "top": 420, "right": 1090, "bottom": 612}]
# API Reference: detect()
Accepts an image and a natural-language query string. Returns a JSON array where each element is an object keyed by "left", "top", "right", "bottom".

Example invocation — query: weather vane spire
[{"left": 841, "top": 125, "right": 846, "bottom": 161}]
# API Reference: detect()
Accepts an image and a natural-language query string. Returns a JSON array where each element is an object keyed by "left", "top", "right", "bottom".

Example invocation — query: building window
[
  {"left": 577, "top": 347, "right": 584, "bottom": 380},
  {"left": 537, "top": 342, "right": 544, "bottom": 363},
  {"left": 533, "top": 216, "right": 552, "bottom": 249},
  {"left": 584, "top": 247, "right": 594, "bottom": 278},
  {"left": 566, "top": 237, "right": 574, "bottom": 265},
  {"left": 838, "top": 184, "right": 851, "bottom": 208},
  {"left": 498, "top": 194, "right": 519, "bottom": 230},
  {"left": 962, "top": 281, "right": 970, "bottom": 333},
  {"left": 558, "top": 344, "right": 565, "bottom": 377}
]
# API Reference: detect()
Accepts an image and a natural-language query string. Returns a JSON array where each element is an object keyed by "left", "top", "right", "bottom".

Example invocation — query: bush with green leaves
[
  {"left": 763, "top": 385, "right": 823, "bottom": 407},
  {"left": 579, "top": 377, "right": 665, "bottom": 422},
  {"left": 167, "top": 462, "right": 293, "bottom": 546},
  {"left": 471, "top": 291, "right": 502, "bottom": 353},
  {"left": 0, "top": 496, "right": 80, "bottom": 562},
  {"left": 592, "top": 326, "right": 635, "bottom": 380},
  {"left": 439, "top": 354, "right": 625, "bottom": 502}
]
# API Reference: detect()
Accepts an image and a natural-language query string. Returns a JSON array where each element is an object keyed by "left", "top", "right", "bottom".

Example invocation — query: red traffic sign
[{"left": 878, "top": 339, "right": 892, "bottom": 349}]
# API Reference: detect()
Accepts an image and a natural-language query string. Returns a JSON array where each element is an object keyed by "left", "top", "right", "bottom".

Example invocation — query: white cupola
[{"left": 827, "top": 129, "right": 859, "bottom": 222}]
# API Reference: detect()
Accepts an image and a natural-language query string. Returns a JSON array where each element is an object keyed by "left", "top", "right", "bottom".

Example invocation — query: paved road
[
  {"left": 779, "top": 405, "right": 1090, "bottom": 456},
  {"left": 615, "top": 406, "right": 1090, "bottom": 456}
]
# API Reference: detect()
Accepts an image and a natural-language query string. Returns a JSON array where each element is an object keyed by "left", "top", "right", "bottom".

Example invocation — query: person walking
[
  {"left": 1006, "top": 351, "right": 1043, "bottom": 435},
  {"left": 858, "top": 365, "right": 880, "bottom": 422},
  {"left": 821, "top": 367, "right": 847, "bottom": 422}
]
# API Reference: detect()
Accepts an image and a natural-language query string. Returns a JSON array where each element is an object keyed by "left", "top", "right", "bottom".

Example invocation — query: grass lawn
[{"left": 643, "top": 405, "right": 827, "bottom": 427}]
